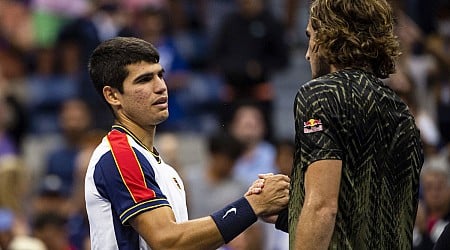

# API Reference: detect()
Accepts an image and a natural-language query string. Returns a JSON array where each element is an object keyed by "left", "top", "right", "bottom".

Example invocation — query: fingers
[
  {"left": 246, "top": 174, "right": 290, "bottom": 197},
  {"left": 246, "top": 178, "right": 265, "bottom": 195},
  {"left": 263, "top": 175, "right": 290, "bottom": 190},
  {"left": 258, "top": 173, "right": 290, "bottom": 183},
  {"left": 245, "top": 187, "right": 262, "bottom": 196},
  {"left": 258, "top": 173, "right": 274, "bottom": 179}
]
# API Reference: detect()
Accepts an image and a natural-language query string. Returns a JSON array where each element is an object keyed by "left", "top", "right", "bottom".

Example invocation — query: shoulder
[
  {"left": 299, "top": 72, "right": 353, "bottom": 92},
  {"left": 296, "top": 75, "right": 342, "bottom": 104}
]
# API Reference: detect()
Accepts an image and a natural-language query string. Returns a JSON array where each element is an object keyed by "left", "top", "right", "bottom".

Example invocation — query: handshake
[{"left": 244, "top": 173, "right": 290, "bottom": 222}]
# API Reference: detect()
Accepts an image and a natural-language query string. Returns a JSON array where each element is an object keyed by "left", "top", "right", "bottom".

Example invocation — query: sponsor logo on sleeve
[{"left": 303, "top": 119, "right": 323, "bottom": 133}]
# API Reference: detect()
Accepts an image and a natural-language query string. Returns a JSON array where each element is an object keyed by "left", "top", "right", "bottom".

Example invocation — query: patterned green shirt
[{"left": 289, "top": 69, "right": 423, "bottom": 249}]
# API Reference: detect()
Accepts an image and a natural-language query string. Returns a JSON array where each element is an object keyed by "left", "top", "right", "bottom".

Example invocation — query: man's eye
[{"left": 139, "top": 76, "right": 152, "bottom": 83}]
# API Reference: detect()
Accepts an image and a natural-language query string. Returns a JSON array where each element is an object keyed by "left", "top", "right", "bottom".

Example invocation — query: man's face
[
  {"left": 422, "top": 172, "right": 450, "bottom": 211},
  {"left": 115, "top": 61, "right": 169, "bottom": 127},
  {"left": 231, "top": 106, "right": 265, "bottom": 145},
  {"left": 305, "top": 20, "right": 330, "bottom": 79}
]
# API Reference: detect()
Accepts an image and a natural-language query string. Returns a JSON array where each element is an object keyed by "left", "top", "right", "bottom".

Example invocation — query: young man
[
  {"left": 84, "top": 37, "right": 290, "bottom": 249},
  {"left": 273, "top": 0, "right": 423, "bottom": 249}
]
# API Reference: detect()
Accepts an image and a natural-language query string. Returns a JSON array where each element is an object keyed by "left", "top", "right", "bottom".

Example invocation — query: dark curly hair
[{"left": 310, "top": 0, "right": 401, "bottom": 78}]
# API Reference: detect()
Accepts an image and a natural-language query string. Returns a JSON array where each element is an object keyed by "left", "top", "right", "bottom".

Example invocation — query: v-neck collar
[{"left": 111, "top": 124, "right": 161, "bottom": 163}]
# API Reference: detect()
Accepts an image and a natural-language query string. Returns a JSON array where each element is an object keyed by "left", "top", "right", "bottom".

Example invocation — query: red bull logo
[{"left": 303, "top": 118, "right": 323, "bottom": 133}]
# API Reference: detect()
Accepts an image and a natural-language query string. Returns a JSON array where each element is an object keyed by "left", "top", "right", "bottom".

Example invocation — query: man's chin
[{"left": 154, "top": 112, "right": 169, "bottom": 125}]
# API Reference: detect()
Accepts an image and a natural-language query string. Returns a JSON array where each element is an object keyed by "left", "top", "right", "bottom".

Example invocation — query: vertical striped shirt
[{"left": 289, "top": 69, "right": 423, "bottom": 249}]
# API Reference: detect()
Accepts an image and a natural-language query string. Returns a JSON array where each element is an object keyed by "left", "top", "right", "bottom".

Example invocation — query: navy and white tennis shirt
[{"left": 85, "top": 125, "right": 188, "bottom": 249}]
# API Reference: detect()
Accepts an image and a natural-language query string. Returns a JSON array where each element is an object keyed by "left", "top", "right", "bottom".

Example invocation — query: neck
[
  {"left": 115, "top": 118, "right": 156, "bottom": 150},
  {"left": 206, "top": 167, "right": 220, "bottom": 183},
  {"left": 428, "top": 204, "right": 450, "bottom": 219},
  {"left": 333, "top": 65, "right": 374, "bottom": 74},
  {"left": 330, "top": 64, "right": 339, "bottom": 73}
]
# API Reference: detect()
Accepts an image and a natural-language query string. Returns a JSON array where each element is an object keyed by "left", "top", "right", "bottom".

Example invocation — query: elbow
[
  {"left": 150, "top": 233, "right": 184, "bottom": 250},
  {"left": 305, "top": 201, "right": 338, "bottom": 220},
  {"left": 318, "top": 206, "right": 338, "bottom": 220}
]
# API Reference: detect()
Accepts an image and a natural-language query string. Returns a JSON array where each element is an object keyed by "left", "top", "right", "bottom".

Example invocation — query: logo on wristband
[{"left": 222, "top": 207, "right": 237, "bottom": 219}]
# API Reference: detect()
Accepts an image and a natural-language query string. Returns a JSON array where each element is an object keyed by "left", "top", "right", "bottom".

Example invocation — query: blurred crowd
[{"left": 0, "top": 0, "right": 448, "bottom": 249}]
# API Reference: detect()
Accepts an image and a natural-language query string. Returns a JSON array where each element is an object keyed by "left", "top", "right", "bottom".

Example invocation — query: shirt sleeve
[
  {"left": 93, "top": 132, "right": 170, "bottom": 225},
  {"left": 294, "top": 80, "right": 345, "bottom": 169}
]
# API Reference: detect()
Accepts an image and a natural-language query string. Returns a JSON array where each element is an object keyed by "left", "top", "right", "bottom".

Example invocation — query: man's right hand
[{"left": 245, "top": 174, "right": 290, "bottom": 216}]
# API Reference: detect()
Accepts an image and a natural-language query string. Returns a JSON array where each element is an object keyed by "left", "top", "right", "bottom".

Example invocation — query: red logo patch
[{"left": 303, "top": 119, "right": 323, "bottom": 133}]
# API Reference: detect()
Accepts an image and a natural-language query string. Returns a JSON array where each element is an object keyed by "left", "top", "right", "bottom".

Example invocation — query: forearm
[
  {"left": 133, "top": 212, "right": 224, "bottom": 250},
  {"left": 132, "top": 198, "right": 257, "bottom": 250},
  {"left": 294, "top": 205, "right": 337, "bottom": 250},
  {"left": 162, "top": 217, "right": 225, "bottom": 250}
]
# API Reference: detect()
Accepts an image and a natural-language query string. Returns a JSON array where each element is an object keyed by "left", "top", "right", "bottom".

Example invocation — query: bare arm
[
  {"left": 294, "top": 160, "right": 342, "bottom": 250},
  {"left": 130, "top": 174, "right": 290, "bottom": 250},
  {"left": 130, "top": 206, "right": 224, "bottom": 250}
]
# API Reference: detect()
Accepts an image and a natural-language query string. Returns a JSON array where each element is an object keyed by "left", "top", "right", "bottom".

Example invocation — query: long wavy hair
[{"left": 310, "top": 0, "right": 401, "bottom": 79}]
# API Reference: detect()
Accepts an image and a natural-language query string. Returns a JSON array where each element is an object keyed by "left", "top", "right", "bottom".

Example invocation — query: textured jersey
[
  {"left": 85, "top": 125, "right": 188, "bottom": 250},
  {"left": 289, "top": 69, "right": 423, "bottom": 249}
]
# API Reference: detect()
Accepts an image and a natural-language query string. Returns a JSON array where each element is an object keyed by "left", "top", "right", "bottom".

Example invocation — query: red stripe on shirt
[{"left": 107, "top": 130, "right": 156, "bottom": 203}]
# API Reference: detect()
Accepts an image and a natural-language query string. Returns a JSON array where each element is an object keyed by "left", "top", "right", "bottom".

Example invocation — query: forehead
[{"left": 125, "top": 61, "right": 162, "bottom": 78}]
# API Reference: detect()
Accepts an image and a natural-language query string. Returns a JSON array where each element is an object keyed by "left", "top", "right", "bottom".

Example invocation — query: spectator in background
[
  {"left": 43, "top": 98, "right": 92, "bottom": 197},
  {"left": 0, "top": 94, "right": 18, "bottom": 157},
  {"left": 390, "top": 70, "right": 442, "bottom": 156},
  {"left": 0, "top": 208, "right": 14, "bottom": 250},
  {"left": 185, "top": 132, "right": 246, "bottom": 219},
  {"left": 227, "top": 101, "right": 279, "bottom": 249},
  {"left": 23, "top": 45, "right": 80, "bottom": 185},
  {"left": 0, "top": 46, "right": 28, "bottom": 154},
  {"left": 426, "top": 32, "right": 450, "bottom": 147},
  {"left": 185, "top": 132, "right": 264, "bottom": 250},
  {"left": 31, "top": 175, "right": 71, "bottom": 221},
  {"left": 0, "top": 208, "right": 46, "bottom": 250},
  {"left": 414, "top": 154, "right": 450, "bottom": 249},
  {"left": 228, "top": 101, "right": 277, "bottom": 187},
  {"left": 274, "top": 139, "right": 295, "bottom": 177},
  {"left": 211, "top": 0, "right": 289, "bottom": 140},
  {"left": 0, "top": 0, "right": 34, "bottom": 51},
  {"left": 154, "top": 132, "right": 181, "bottom": 171},
  {"left": 26, "top": 46, "right": 78, "bottom": 135},
  {"left": 67, "top": 129, "right": 106, "bottom": 250},
  {"left": 32, "top": 212, "right": 73, "bottom": 250},
  {"left": 264, "top": 138, "right": 294, "bottom": 250},
  {"left": 0, "top": 156, "right": 31, "bottom": 236}
]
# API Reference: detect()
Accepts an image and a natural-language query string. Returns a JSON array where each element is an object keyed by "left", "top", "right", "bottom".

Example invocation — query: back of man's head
[{"left": 309, "top": 0, "right": 401, "bottom": 78}]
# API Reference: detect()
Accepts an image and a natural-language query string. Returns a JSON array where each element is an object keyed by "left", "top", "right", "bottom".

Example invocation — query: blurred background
[{"left": 0, "top": 0, "right": 448, "bottom": 249}]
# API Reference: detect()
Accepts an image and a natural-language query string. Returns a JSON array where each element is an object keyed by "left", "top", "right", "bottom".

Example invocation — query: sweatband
[
  {"left": 210, "top": 197, "right": 257, "bottom": 243},
  {"left": 275, "top": 208, "right": 288, "bottom": 233}
]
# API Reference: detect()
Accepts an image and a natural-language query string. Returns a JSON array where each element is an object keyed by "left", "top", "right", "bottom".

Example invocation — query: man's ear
[{"left": 103, "top": 86, "right": 120, "bottom": 106}]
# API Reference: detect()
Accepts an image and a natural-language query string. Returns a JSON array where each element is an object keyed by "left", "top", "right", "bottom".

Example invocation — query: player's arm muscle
[
  {"left": 294, "top": 159, "right": 342, "bottom": 250},
  {"left": 130, "top": 206, "right": 224, "bottom": 250}
]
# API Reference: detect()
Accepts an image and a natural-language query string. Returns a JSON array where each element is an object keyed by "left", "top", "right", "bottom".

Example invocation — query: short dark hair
[
  {"left": 208, "top": 132, "right": 244, "bottom": 161},
  {"left": 310, "top": 0, "right": 401, "bottom": 78},
  {"left": 32, "top": 212, "right": 67, "bottom": 231},
  {"left": 88, "top": 37, "right": 160, "bottom": 103}
]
